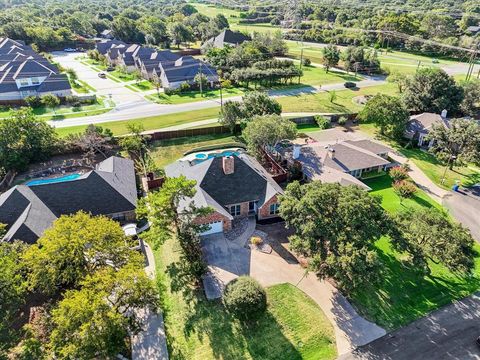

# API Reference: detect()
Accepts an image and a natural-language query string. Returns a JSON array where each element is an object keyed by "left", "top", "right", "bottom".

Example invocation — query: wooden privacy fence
[{"left": 146, "top": 124, "right": 240, "bottom": 141}]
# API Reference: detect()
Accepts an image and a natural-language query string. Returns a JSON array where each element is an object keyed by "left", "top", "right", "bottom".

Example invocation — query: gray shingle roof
[
  {"left": 165, "top": 153, "right": 282, "bottom": 216},
  {"left": 323, "top": 142, "right": 390, "bottom": 172},
  {"left": 405, "top": 112, "right": 449, "bottom": 137},
  {"left": 203, "top": 29, "right": 251, "bottom": 49},
  {"left": 0, "top": 156, "right": 137, "bottom": 244},
  {"left": 161, "top": 56, "right": 218, "bottom": 83},
  {"left": 96, "top": 39, "right": 127, "bottom": 55}
]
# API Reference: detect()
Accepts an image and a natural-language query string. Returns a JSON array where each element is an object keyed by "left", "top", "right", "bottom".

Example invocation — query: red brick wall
[
  {"left": 194, "top": 211, "right": 232, "bottom": 231},
  {"left": 258, "top": 195, "right": 280, "bottom": 220},
  {"left": 225, "top": 202, "right": 250, "bottom": 217}
]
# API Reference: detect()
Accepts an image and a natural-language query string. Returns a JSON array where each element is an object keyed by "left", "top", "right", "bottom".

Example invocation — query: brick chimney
[
  {"left": 222, "top": 156, "right": 234, "bottom": 175},
  {"left": 329, "top": 148, "right": 335, "bottom": 159}
]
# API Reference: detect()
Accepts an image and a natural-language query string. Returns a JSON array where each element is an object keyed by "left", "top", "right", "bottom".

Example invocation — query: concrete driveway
[
  {"left": 339, "top": 292, "right": 480, "bottom": 360},
  {"left": 201, "top": 224, "right": 386, "bottom": 356}
]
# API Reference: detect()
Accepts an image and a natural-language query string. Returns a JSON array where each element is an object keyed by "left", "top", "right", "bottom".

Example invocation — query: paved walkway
[
  {"left": 131, "top": 241, "right": 169, "bottom": 360},
  {"left": 201, "top": 226, "right": 386, "bottom": 355},
  {"left": 339, "top": 292, "right": 480, "bottom": 360}
]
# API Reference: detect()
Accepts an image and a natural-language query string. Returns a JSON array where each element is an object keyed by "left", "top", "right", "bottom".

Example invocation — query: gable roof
[
  {"left": 203, "top": 29, "right": 251, "bottom": 49},
  {"left": 161, "top": 56, "right": 218, "bottom": 83},
  {"left": 324, "top": 142, "right": 390, "bottom": 172},
  {"left": 0, "top": 157, "right": 136, "bottom": 244},
  {"left": 96, "top": 39, "right": 127, "bottom": 55},
  {"left": 165, "top": 153, "right": 282, "bottom": 216},
  {"left": 406, "top": 112, "right": 449, "bottom": 136}
]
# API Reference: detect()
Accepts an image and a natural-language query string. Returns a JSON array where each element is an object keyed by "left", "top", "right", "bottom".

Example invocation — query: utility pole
[{"left": 199, "top": 61, "right": 203, "bottom": 97}]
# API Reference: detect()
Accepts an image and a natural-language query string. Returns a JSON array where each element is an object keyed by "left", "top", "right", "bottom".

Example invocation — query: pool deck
[{"left": 23, "top": 171, "right": 85, "bottom": 186}]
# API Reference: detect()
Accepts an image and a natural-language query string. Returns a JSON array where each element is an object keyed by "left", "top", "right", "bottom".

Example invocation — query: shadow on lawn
[{"left": 352, "top": 242, "right": 480, "bottom": 330}]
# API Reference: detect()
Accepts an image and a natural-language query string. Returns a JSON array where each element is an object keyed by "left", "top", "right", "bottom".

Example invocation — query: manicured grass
[
  {"left": 358, "top": 123, "right": 480, "bottom": 189},
  {"left": 69, "top": 78, "right": 95, "bottom": 94},
  {"left": 287, "top": 41, "right": 325, "bottom": 65},
  {"left": 55, "top": 107, "right": 221, "bottom": 137},
  {"left": 150, "top": 133, "right": 239, "bottom": 168},
  {"left": 146, "top": 87, "right": 244, "bottom": 105},
  {"left": 350, "top": 174, "right": 480, "bottom": 330},
  {"left": 277, "top": 83, "right": 399, "bottom": 113},
  {"left": 126, "top": 80, "right": 154, "bottom": 92},
  {"left": 299, "top": 64, "right": 362, "bottom": 86},
  {"left": 152, "top": 236, "right": 337, "bottom": 360},
  {"left": 231, "top": 23, "right": 279, "bottom": 34}
]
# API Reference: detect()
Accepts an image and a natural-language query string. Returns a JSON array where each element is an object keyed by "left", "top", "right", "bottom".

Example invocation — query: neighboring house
[
  {"left": 96, "top": 39, "right": 126, "bottom": 56},
  {"left": 100, "top": 29, "right": 114, "bottom": 39},
  {"left": 137, "top": 50, "right": 181, "bottom": 80},
  {"left": 0, "top": 157, "right": 137, "bottom": 244},
  {"left": 0, "top": 37, "right": 71, "bottom": 101},
  {"left": 115, "top": 44, "right": 142, "bottom": 72},
  {"left": 165, "top": 153, "right": 283, "bottom": 235},
  {"left": 404, "top": 112, "right": 449, "bottom": 148},
  {"left": 466, "top": 25, "right": 480, "bottom": 36},
  {"left": 202, "top": 29, "right": 251, "bottom": 49},
  {"left": 279, "top": 139, "right": 392, "bottom": 190},
  {"left": 158, "top": 56, "right": 218, "bottom": 90}
]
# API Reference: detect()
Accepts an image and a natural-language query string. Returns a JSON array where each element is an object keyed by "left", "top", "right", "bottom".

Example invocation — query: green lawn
[
  {"left": 152, "top": 235, "right": 337, "bottom": 360},
  {"left": 287, "top": 41, "right": 325, "bottom": 65},
  {"left": 146, "top": 87, "right": 244, "bottom": 105},
  {"left": 126, "top": 80, "right": 155, "bottom": 92},
  {"left": 299, "top": 65, "right": 362, "bottom": 86},
  {"left": 358, "top": 123, "right": 480, "bottom": 189},
  {"left": 69, "top": 78, "right": 95, "bottom": 94},
  {"left": 350, "top": 174, "right": 480, "bottom": 330},
  {"left": 277, "top": 83, "right": 399, "bottom": 113},
  {"left": 55, "top": 107, "right": 221, "bottom": 137},
  {"left": 150, "top": 133, "right": 239, "bottom": 168}
]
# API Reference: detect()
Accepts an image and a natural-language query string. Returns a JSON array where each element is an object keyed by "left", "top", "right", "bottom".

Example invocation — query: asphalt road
[
  {"left": 339, "top": 293, "right": 480, "bottom": 360},
  {"left": 444, "top": 186, "right": 480, "bottom": 242}
]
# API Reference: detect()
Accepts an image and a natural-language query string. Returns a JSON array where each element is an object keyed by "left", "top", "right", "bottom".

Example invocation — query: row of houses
[
  {"left": 0, "top": 37, "right": 71, "bottom": 102},
  {"left": 95, "top": 39, "right": 218, "bottom": 90}
]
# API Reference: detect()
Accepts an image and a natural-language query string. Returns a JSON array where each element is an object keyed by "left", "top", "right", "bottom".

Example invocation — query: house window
[
  {"left": 19, "top": 79, "right": 29, "bottom": 87},
  {"left": 229, "top": 204, "right": 241, "bottom": 216},
  {"left": 31, "top": 77, "right": 40, "bottom": 85},
  {"left": 269, "top": 203, "right": 280, "bottom": 215}
]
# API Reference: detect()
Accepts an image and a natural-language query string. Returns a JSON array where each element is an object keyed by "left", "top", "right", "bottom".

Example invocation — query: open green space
[
  {"left": 299, "top": 64, "right": 361, "bottom": 86},
  {"left": 287, "top": 41, "right": 325, "bottom": 65},
  {"left": 277, "top": 83, "right": 398, "bottom": 113},
  {"left": 358, "top": 123, "right": 480, "bottom": 189},
  {"left": 146, "top": 87, "right": 244, "bottom": 104},
  {"left": 54, "top": 106, "right": 220, "bottom": 137},
  {"left": 81, "top": 58, "right": 134, "bottom": 83},
  {"left": 69, "top": 78, "right": 96, "bottom": 94},
  {"left": 150, "top": 133, "right": 239, "bottom": 168},
  {"left": 351, "top": 174, "right": 480, "bottom": 330},
  {"left": 152, "top": 235, "right": 337, "bottom": 360},
  {"left": 126, "top": 80, "right": 155, "bottom": 92}
]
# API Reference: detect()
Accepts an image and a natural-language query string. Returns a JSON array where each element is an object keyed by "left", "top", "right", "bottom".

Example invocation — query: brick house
[{"left": 165, "top": 153, "right": 283, "bottom": 236}]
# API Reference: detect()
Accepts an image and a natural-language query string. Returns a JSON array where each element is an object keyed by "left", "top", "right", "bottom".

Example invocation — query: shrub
[
  {"left": 221, "top": 79, "right": 232, "bottom": 89},
  {"left": 24, "top": 96, "right": 41, "bottom": 108},
  {"left": 179, "top": 82, "right": 191, "bottom": 92},
  {"left": 314, "top": 115, "right": 330, "bottom": 129},
  {"left": 393, "top": 180, "right": 417, "bottom": 201},
  {"left": 250, "top": 236, "right": 263, "bottom": 246},
  {"left": 337, "top": 116, "right": 348, "bottom": 126},
  {"left": 223, "top": 276, "right": 267, "bottom": 321},
  {"left": 302, "top": 58, "right": 311, "bottom": 66},
  {"left": 389, "top": 166, "right": 408, "bottom": 182}
]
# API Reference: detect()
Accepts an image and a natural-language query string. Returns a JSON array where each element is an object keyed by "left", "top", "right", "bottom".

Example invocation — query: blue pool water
[
  {"left": 26, "top": 173, "right": 81, "bottom": 186},
  {"left": 193, "top": 150, "right": 240, "bottom": 163}
]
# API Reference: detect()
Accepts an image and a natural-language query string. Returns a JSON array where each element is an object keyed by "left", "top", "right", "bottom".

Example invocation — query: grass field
[
  {"left": 152, "top": 235, "right": 337, "bottom": 360},
  {"left": 277, "top": 83, "right": 399, "bottom": 113},
  {"left": 126, "top": 80, "right": 155, "bottom": 92},
  {"left": 350, "top": 174, "right": 480, "bottom": 330},
  {"left": 299, "top": 64, "right": 361, "bottom": 86},
  {"left": 55, "top": 107, "right": 220, "bottom": 137},
  {"left": 358, "top": 123, "right": 480, "bottom": 189},
  {"left": 146, "top": 87, "right": 244, "bottom": 105},
  {"left": 150, "top": 133, "right": 240, "bottom": 168}
]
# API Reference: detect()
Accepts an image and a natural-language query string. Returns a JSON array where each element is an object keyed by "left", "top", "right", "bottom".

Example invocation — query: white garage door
[{"left": 201, "top": 221, "right": 223, "bottom": 236}]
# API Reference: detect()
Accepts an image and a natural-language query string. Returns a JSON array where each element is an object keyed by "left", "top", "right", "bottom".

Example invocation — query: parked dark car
[
  {"left": 344, "top": 82, "right": 357, "bottom": 89},
  {"left": 98, "top": 72, "right": 106, "bottom": 78},
  {"left": 106, "top": 66, "right": 115, "bottom": 72}
]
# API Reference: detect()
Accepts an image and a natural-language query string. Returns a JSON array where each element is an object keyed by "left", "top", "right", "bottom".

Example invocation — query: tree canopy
[{"left": 280, "top": 181, "right": 389, "bottom": 293}]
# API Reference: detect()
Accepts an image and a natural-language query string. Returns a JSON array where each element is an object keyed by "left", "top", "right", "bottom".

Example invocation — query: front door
[{"left": 248, "top": 201, "right": 256, "bottom": 214}]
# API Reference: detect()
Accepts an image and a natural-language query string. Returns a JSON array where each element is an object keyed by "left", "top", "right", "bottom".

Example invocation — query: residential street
[{"left": 338, "top": 292, "right": 480, "bottom": 360}]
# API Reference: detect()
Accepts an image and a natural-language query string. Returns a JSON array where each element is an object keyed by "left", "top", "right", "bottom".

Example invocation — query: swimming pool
[
  {"left": 26, "top": 173, "right": 81, "bottom": 186},
  {"left": 194, "top": 150, "right": 240, "bottom": 161}
]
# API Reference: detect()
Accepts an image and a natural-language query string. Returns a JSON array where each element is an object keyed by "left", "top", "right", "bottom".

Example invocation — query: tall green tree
[
  {"left": 243, "top": 115, "right": 297, "bottom": 158},
  {"left": 280, "top": 182, "right": 389, "bottom": 293},
  {"left": 391, "top": 208, "right": 475, "bottom": 276},
  {"left": 460, "top": 79, "right": 480, "bottom": 117},
  {"left": 168, "top": 22, "right": 194, "bottom": 48},
  {"left": 427, "top": 118, "right": 480, "bottom": 168},
  {"left": 49, "top": 263, "right": 158, "bottom": 359},
  {"left": 402, "top": 68, "right": 464, "bottom": 113},
  {"left": 0, "top": 108, "right": 57, "bottom": 172},
  {"left": 219, "top": 100, "right": 244, "bottom": 133},
  {"left": 241, "top": 91, "right": 282, "bottom": 119},
  {"left": 359, "top": 94, "right": 409, "bottom": 139},
  {"left": 24, "top": 212, "right": 141, "bottom": 295},
  {"left": 321, "top": 44, "right": 340, "bottom": 72}
]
